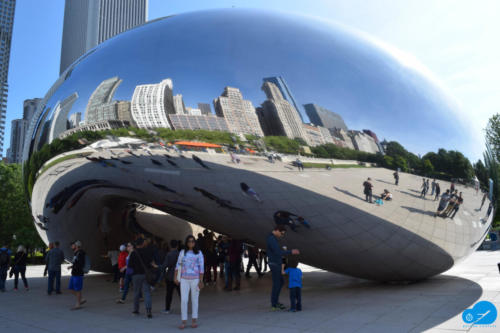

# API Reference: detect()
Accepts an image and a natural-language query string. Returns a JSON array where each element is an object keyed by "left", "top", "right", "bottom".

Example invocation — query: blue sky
[{"left": 5, "top": 0, "right": 500, "bottom": 161}]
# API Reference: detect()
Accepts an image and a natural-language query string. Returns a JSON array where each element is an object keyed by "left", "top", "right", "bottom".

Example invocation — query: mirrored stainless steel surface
[{"left": 24, "top": 9, "right": 489, "bottom": 280}]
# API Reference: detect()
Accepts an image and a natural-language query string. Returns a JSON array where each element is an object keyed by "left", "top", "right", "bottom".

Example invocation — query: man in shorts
[{"left": 68, "top": 240, "right": 86, "bottom": 310}]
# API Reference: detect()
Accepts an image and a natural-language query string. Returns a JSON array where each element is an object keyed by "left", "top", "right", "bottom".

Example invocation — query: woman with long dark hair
[{"left": 175, "top": 235, "right": 204, "bottom": 329}]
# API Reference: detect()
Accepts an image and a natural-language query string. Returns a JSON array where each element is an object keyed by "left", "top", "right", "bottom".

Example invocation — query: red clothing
[{"left": 118, "top": 251, "right": 128, "bottom": 269}]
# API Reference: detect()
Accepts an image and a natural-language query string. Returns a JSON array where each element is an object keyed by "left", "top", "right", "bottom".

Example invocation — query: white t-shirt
[{"left": 107, "top": 250, "right": 119, "bottom": 266}]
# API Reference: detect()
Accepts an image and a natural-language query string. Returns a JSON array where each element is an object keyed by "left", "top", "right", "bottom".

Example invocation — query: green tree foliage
[
  {"left": 473, "top": 159, "right": 489, "bottom": 188},
  {"left": 0, "top": 163, "right": 44, "bottom": 250},
  {"left": 422, "top": 159, "right": 434, "bottom": 174}
]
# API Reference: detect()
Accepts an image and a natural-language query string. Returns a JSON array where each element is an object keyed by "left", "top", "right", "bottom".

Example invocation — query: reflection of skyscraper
[
  {"left": 263, "top": 76, "right": 303, "bottom": 122},
  {"left": 7, "top": 119, "right": 27, "bottom": 163},
  {"left": 260, "top": 82, "right": 307, "bottom": 141},
  {"left": 304, "top": 103, "right": 347, "bottom": 131},
  {"left": 168, "top": 114, "right": 229, "bottom": 132},
  {"left": 23, "top": 98, "right": 42, "bottom": 123},
  {"left": 85, "top": 76, "right": 122, "bottom": 123},
  {"left": 49, "top": 92, "right": 79, "bottom": 142},
  {"left": 0, "top": 0, "right": 16, "bottom": 158},
  {"left": 60, "top": 0, "right": 148, "bottom": 75},
  {"left": 131, "top": 79, "right": 174, "bottom": 128},
  {"left": 213, "top": 87, "right": 263, "bottom": 137},
  {"left": 69, "top": 112, "right": 81, "bottom": 128},
  {"left": 116, "top": 101, "right": 134, "bottom": 125},
  {"left": 173, "top": 94, "right": 185, "bottom": 114},
  {"left": 198, "top": 103, "right": 211, "bottom": 115},
  {"left": 186, "top": 107, "right": 202, "bottom": 116}
]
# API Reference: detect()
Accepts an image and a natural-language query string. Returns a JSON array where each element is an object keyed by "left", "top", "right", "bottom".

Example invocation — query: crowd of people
[{"left": 0, "top": 224, "right": 302, "bottom": 329}]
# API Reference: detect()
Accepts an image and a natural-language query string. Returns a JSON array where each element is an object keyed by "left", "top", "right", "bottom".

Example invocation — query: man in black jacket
[
  {"left": 162, "top": 240, "right": 180, "bottom": 314},
  {"left": 68, "top": 240, "right": 86, "bottom": 310}
]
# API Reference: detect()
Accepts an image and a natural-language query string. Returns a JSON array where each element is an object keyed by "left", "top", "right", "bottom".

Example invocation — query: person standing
[
  {"left": 175, "top": 235, "right": 204, "bottom": 329},
  {"left": 431, "top": 179, "right": 437, "bottom": 196},
  {"left": 245, "top": 245, "right": 263, "bottom": 278},
  {"left": 363, "top": 178, "right": 373, "bottom": 203},
  {"left": 11, "top": 245, "right": 29, "bottom": 291},
  {"left": 67, "top": 240, "right": 86, "bottom": 310},
  {"left": 102, "top": 248, "right": 120, "bottom": 283},
  {"left": 46, "top": 241, "right": 65, "bottom": 295},
  {"left": 282, "top": 257, "right": 302, "bottom": 312},
  {"left": 116, "top": 242, "right": 135, "bottom": 304},
  {"left": 435, "top": 190, "right": 451, "bottom": 217},
  {"left": 434, "top": 183, "right": 441, "bottom": 201},
  {"left": 127, "top": 238, "right": 156, "bottom": 318},
  {"left": 421, "top": 179, "right": 429, "bottom": 198},
  {"left": 258, "top": 249, "right": 268, "bottom": 273},
  {"left": 227, "top": 239, "right": 243, "bottom": 291},
  {"left": 118, "top": 244, "right": 128, "bottom": 292},
  {"left": 393, "top": 171, "right": 399, "bottom": 185},
  {"left": 0, "top": 245, "right": 11, "bottom": 292},
  {"left": 450, "top": 192, "right": 464, "bottom": 219},
  {"left": 267, "top": 225, "right": 300, "bottom": 311},
  {"left": 162, "top": 240, "right": 180, "bottom": 314},
  {"left": 480, "top": 192, "right": 488, "bottom": 210}
]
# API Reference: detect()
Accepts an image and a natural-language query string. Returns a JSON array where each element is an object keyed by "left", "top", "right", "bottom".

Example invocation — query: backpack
[
  {"left": 0, "top": 251, "right": 9, "bottom": 266},
  {"left": 83, "top": 254, "right": 91, "bottom": 274}
]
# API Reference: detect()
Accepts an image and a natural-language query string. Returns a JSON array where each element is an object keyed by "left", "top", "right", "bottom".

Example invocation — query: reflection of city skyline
[{"left": 55, "top": 74, "right": 383, "bottom": 154}]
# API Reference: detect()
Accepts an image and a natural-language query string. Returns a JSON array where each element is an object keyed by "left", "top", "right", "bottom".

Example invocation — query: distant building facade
[
  {"left": 48, "top": 92, "right": 79, "bottom": 142},
  {"left": 23, "top": 98, "right": 42, "bottom": 124},
  {"left": 0, "top": 0, "right": 16, "bottom": 158},
  {"left": 131, "top": 79, "right": 174, "bottom": 128},
  {"left": 59, "top": 120, "right": 130, "bottom": 139},
  {"left": 349, "top": 130, "right": 381, "bottom": 154},
  {"left": 263, "top": 76, "right": 303, "bottom": 122},
  {"left": 332, "top": 128, "right": 355, "bottom": 150},
  {"left": 168, "top": 114, "right": 229, "bottom": 132},
  {"left": 213, "top": 86, "right": 263, "bottom": 137},
  {"left": 85, "top": 76, "right": 122, "bottom": 123},
  {"left": 260, "top": 82, "right": 307, "bottom": 142},
  {"left": 60, "top": 0, "right": 148, "bottom": 74},
  {"left": 173, "top": 94, "right": 185, "bottom": 114},
  {"left": 303, "top": 103, "right": 348, "bottom": 131},
  {"left": 198, "top": 103, "right": 212, "bottom": 115},
  {"left": 7, "top": 118, "right": 27, "bottom": 163},
  {"left": 302, "top": 123, "right": 335, "bottom": 147},
  {"left": 69, "top": 112, "right": 82, "bottom": 128}
]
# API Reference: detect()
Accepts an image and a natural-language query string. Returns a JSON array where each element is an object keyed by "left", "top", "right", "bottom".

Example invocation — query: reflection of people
[
  {"left": 240, "top": 182, "right": 262, "bottom": 202},
  {"left": 434, "top": 183, "right": 441, "bottom": 201},
  {"left": 431, "top": 179, "right": 437, "bottom": 196},
  {"left": 434, "top": 190, "right": 451, "bottom": 217},
  {"left": 295, "top": 158, "right": 304, "bottom": 171},
  {"left": 381, "top": 189, "right": 392, "bottom": 201},
  {"left": 449, "top": 192, "right": 463, "bottom": 219},
  {"left": 363, "top": 178, "right": 373, "bottom": 203},
  {"left": 393, "top": 171, "right": 399, "bottom": 185}
]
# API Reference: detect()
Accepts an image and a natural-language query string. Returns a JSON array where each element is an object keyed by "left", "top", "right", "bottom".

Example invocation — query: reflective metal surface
[{"left": 24, "top": 9, "right": 490, "bottom": 280}]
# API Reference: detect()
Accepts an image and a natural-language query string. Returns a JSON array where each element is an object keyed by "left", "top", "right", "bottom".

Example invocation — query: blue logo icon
[{"left": 462, "top": 301, "right": 497, "bottom": 325}]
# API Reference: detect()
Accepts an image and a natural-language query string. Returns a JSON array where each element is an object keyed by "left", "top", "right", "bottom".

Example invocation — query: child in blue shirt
[{"left": 282, "top": 257, "right": 302, "bottom": 312}]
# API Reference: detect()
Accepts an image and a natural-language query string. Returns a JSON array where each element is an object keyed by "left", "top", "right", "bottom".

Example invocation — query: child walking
[{"left": 282, "top": 257, "right": 302, "bottom": 312}]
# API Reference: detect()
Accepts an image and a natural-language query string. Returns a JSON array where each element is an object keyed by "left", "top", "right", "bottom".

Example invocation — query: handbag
[
  {"left": 135, "top": 250, "right": 157, "bottom": 286},
  {"left": 176, "top": 250, "right": 185, "bottom": 282}
]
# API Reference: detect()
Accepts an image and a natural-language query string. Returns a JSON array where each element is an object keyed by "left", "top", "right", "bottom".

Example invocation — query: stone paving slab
[{"left": 1, "top": 251, "right": 499, "bottom": 332}]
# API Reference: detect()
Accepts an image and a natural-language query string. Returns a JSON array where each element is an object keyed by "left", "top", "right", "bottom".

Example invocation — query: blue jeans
[
  {"left": 132, "top": 274, "right": 152, "bottom": 311},
  {"left": 48, "top": 270, "right": 61, "bottom": 293},
  {"left": 290, "top": 287, "right": 302, "bottom": 310},
  {"left": 0, "top": 266, "right": 7, "bottom": 291},
  {"left": 270, "top": 263, "right": 283, "bottom": 307},
  {"left": 121, "top": 273, "right": 133, "bottom": 300}
]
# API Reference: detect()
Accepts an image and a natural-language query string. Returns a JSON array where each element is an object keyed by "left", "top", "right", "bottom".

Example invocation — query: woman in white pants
[{"left": 175, "top": 235, "right": 204, "bottom": 329}]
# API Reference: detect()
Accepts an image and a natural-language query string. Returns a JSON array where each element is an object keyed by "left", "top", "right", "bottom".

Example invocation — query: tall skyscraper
[
  {"left": 198, "top": 103, "right": 212, "bottom": 115},
  {"left": 7, "top": 118, "right": 27, "bottom": 163},
  {"left": 263, "top": 76, "right": 303, "bottom": 122},
  {"left": 131, "top": 79, "right": 174, "bottom": 128},
  {"left": 60, "top": 0, "right": 148, "bottom": 75},
  {"left": 0, "top": 0, "right": 16, "bottom": 158},
  {"left": 260, "top": 82, "right": 307, "bottom": 142},
  {"left": 213, "top": 87, "right": 263, "bottom": 137},
  {"left": 49, "top": 93, "right": 79, "bottom": 141},
  {"left": 304, "top": 103, "right": 348, "bottom": 131},
  {"left": 69, "top": 112, "right": 82, "bottom": 128},
  {"left": 85, "top": 76, "right": 122, "bottom": 123}
]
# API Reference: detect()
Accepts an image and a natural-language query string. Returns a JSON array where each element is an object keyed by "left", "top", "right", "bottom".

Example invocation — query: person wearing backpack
[
  {"left": 0, "top": 245, "right": 12, "bottom": 292},
  {"left": 12, "top": 245, "right": 29, "bottom": 291},
  {"left": 67, "top": 240, "right": 86, "bottom": 310}
]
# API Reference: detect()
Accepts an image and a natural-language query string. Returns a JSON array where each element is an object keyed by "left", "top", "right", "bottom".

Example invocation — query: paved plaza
[{"left": 1, "top": 251, "right": 499, "bottom": 332}]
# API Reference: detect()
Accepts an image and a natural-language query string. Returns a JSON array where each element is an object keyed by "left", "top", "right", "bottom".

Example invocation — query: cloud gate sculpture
[{"left": 23, "top": 9, "right": 491, "bottom": 281}]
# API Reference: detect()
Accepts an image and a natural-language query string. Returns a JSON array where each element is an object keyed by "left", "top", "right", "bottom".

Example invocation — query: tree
[
  {"left": 422, "top": 159, "right": 434, "bottom": 174},
  {"left": 0, "top": 163, "right": 44, "bottom": 252},
  {"left": 474, "top": 160, "right": 489, "bottom": 188}
]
